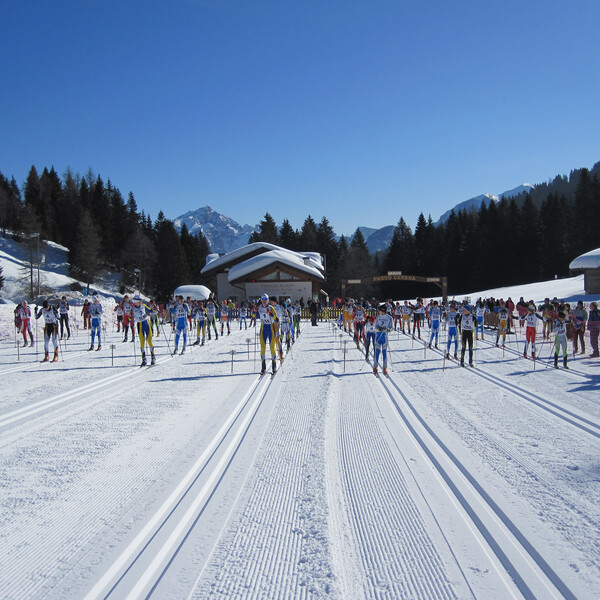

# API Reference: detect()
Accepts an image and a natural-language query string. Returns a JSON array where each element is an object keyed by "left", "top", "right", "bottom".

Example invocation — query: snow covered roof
[
  {"left": 228, "top": 250, "right": 325, "bottom": 283},
  {"left": 202, "top": 242, "right": 324, "bottom": 276},
  {"left": 173, "top": 284, "right": 212, "bottom": 300},
  {"left": 569, "top": 248, "right": 600, "bottom": 270},
  {"left": 201, "top": 242, "right": 283, "bottom": 274}
]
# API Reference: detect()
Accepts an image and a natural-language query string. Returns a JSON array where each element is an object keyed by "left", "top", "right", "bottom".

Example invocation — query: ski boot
[
  {"left": 193, "top": 339, "right": 200, "bottom": 346},
  {"left": 272, "top": 359, "right": 277, "bottom": 375},
  {"left": 563, "top": 356, "right": 569, "bottom": 369},
  {"left": 30, "top": 340, "right": 34, "bottom": 347},
  {"left": 88, "top": 345, "right": 94, "bottom": 351},
  {"left": 151, "top": 351, "right": 156, "bottom": 366},
  {"left": 180, "top": 346, "right": 186, "bottom": 355},
  {"left": 141, "top": 352, "right": 147, "bottom": 367},
  {"left": 201, "top": 337, "right": 205, "bottom": 346},
  {"left": 42, "top": 352, "right": 50, "bottom": 362},
  {"left": 123, "top": 334, "right": 128, "bottom": 343},
  {"left": 554, "top": 354, "right": 559, "bottom": 369},
  {"left": 261, "top": 359, "right": 267, "bottom": 375},
  {"left": 454, "top": 353, "right": 458, "bottom": 360},
  {"left": 96, "top": 345, "right": 102, "bottom": 351},
  {"left": 532, "top": 351, "right": 535, "bottom": 359},
  {"left": 373, "top": 366, "right": 378, "bottom": 376},
  {"left": 382, "top": 367, "right": 388, "bottom": 377},
  {"left": 52, "top": 349, "right": 59, "bottom": 362},
  {"left": 173, "top": 346, "right": 178, "bottom": 356}
]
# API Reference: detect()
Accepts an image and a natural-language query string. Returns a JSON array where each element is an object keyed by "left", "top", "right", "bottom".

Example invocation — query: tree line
[
  {"left": 1, "top": 162, "right": 599, "bottom": 301},
  {"left": 0, "top": 166, "right": 210, "bottom": 300}
]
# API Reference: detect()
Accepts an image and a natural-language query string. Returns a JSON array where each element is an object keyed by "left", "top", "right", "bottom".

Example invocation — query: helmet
[
  {"left": 133, "top": 294, "right": 142, "bottom": 302},
  {"left": 261, "top": 293, "right": 269, "bottom": 302}
]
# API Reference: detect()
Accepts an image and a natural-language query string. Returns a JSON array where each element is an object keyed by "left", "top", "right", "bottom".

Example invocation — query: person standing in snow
[
  {"left": 373, "top": 304, "right": 394, "bottom": 376},
  {"left": 193, "top": 301, "right": 207, "bottom": 345},
  {"left": 205, "top": 298, "right": 219, "bottom": 340},
  {"left": 81, "top": 299, "right": 91, "bottom": 330},
  {"left": 16, "top": 301, "right": 34, "bottom": 347},
  {"left": 114, "top": 301, "right": 124, "bottom": 333},
  {"left": 353, "top": 302, "right": 366, "bottom": 347},
  {"left": 88, "top": 295, "right": 103, "bottom": 351},
  {"left": 239, "top": 303, "right": 248, "bottom": 329},
  {"left": 58, "top": 296, "right": 71, "bottom": 339},
  {"left": 571, "top": 300, "right": 588, "bottom": 355},
  {"left": 553, "top": 311, "right": 571, "bottom": 369},
  {"left": 475, "top": 301, "right": 488, "bottom": 341},
  {"left": 257, "top": 294, "right": 279, "bottom": 375},
  {"left": 412, "top": 298, "right": 425, "bottom": 340},
  {"left": 460, "top": 305, "right": 476, "bottom": 367},
  {"left": 173, "top": 296, "right": 190, "bottom": 355},
  {"left": 522, "top": 304, "right": 543, "bottom": 359},
  {"left": 587, "top": 301, "right": 599, "bottom": 358},
  {"left": 122, "top": 295, "right": 136, "bottom": 342},
  {"left": 132, "top": 294, "right": 156, "bottom": 366},
  {"left": 445, "top": 303, "right": 459, "bottom": 360},
  {"left": 400, "top": 301, "right": 412, "bottom": 334},
  {"left": 36, "top": 300, "right": 59, "bottom": 362},
  {"left": 495, "top": 301, "right": 510, "bottom": 348},
  {"left": 428, "top": 300, "right": 441, "bottom": 349},
  {"left": 220, "top": 299, "right": 231, "bottom": 336}
]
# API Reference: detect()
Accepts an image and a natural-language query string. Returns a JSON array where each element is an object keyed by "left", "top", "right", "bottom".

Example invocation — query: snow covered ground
[{"left": 0, "top": 278, "right": 599, "bottom": 599}]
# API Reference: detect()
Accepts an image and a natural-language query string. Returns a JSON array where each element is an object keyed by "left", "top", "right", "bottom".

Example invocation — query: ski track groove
[
  {"left": 195, "top": 330, "right": 334, "bottom": 599},
  {"left": 0, "top": 327, "right": 259, "bottom": 599},
  {"left": 335, "top": 353, "right": 458, "bottom": 600}
]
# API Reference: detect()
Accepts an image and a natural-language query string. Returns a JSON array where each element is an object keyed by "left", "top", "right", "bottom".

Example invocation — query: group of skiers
[{"left": 338, "top": 295, "right": 600, "bottom": 373}]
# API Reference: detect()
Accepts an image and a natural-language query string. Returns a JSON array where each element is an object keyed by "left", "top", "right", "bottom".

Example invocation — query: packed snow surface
[{"left": 0, "top": 274, "right": 599, "bottom": 599}]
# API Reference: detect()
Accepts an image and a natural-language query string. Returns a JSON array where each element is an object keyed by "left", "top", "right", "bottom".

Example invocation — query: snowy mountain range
[
  {"left": 173, "top": 183, "right": 535, "bottom": 256},
  {"left": 435, "top": 184, "right": 534, "bottom": 225},
  {"left": 173, "top": 206, "right": 257, "bottom": 255}
]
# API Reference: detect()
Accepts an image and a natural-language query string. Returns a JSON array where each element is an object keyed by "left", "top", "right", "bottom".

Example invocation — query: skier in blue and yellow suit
[
  {"left": 257, "top": 293, "right": 279, "bottom": 375},
  {"left": 132, "top": 294, "right": 155, "bottom": 366}
]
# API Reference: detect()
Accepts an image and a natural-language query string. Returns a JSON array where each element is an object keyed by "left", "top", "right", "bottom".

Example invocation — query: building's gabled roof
[
  {"left": 201, "top": 242, "right": 283, "bottom": 275},
  {"left": 202, "top": 242, "right": 324, "bottom": 276},
  {"left": 570, "top": 247, "right": 600, "bottom": 270},
  {"left": 228, "top": 249, "right": 325, "bottom": 283}
]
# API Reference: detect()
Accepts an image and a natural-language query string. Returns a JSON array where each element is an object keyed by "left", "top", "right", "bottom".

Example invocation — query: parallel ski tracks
[
  {"left": 373, "top": 370, "right": 578, "bottom": 600},
  {"left": 83, "top": 370, "right": 273, "bottom": 600}
]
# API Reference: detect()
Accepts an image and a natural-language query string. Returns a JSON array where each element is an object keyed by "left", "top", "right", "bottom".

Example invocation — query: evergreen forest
[{"left": 1, "top": 162, "right": 599, "bottom": 302}]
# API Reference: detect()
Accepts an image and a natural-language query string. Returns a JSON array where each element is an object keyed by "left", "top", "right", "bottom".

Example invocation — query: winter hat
[{"left": 133, "top": 294, "right": 142, "bottom": 302}]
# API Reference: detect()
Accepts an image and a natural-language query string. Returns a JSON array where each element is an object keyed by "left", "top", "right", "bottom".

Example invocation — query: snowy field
[{"left": 0, "top": 273, "right": 599, "bottom": 599}]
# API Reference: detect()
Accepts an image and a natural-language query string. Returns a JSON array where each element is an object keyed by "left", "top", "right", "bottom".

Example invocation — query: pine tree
[
  {"left": 299, "top": 215, "right": 318, "bottom": 250},
  {"left": 249, "top": 213, "right": 279, "bottom": 244},
  {"left": 71, "top": 209, "right": 102, "bottom": 288},
  {"left": 278, "top": 219, "right": 299, "bottom": 250},
  {"left": 153, "top": 218, "right": 189, "bottom": 301}
]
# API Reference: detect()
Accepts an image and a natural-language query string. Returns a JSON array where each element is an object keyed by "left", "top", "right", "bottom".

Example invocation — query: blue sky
[{"left": 2, "top": 0, "right": 599, "bottom": 236}]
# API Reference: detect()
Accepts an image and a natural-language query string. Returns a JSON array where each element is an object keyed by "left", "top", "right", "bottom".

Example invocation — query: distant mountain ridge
[
  {"left": 172, "top": 183, "right": 536, "bottom": 255},
  {"left": 434, "top": 184, "right": 534, "bottom": 225},
  {"left": 173, "top": 206, "right": 257, "bottom": 255}
]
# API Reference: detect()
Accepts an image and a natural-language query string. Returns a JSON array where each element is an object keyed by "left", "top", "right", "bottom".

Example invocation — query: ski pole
[{"left": 159, "top": 319, "right": 172, "bottom": 356}]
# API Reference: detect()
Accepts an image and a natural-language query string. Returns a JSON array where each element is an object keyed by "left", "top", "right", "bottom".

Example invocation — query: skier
[
  {"left": 445, "top": 303, "right": 459, "bottom": 360},
  {"left": 393, "top": 302, "right": 402, "bottom": 331},
  {"left": 149, "top": 300, "right": 160, "bottom": 337},
  {"left": 114, "top": 301, "right": 124, "bottom": 332},
  {"left": 36, "top": 300, "right": 59, "bottom": 362},
  {"left": 173, "top": 296, "right": 190, "bottom": 354},
  {"left": 292, "top": 301, "right": 301, "bottom": 337},
  {"left": 522, "top": 304, "right": 543, "bottom": 359},
  {"left": 571, "top": 300, "right": 588, "bottom": 355},
  {"left": 373, "top": 304, "right": 394, "bottom": 376},
  {"left": 364, "top": 314, "right": 376, "bottom": 360},
  {"left": 58, "top": 296, "right": 71, "bottom": 339},
  {"left": 220, "top": 299, "right": 231, "bottom": 336},
  {"left": 16, "top": 301, "right": 34, "bottom": 347},
  {"left": 133, "top": 294, "right": 156, "bottom": 366},
  {"left": 428, "top": 300, "right": 441, "bottom": 349},
  {"left": 401, "top": 301, "right": 412, "bottom": 334},
  {"left": 587, "top": 301, "right": 599, "bottom": 357},
  {"left": 205, "top": 298, "right": 219, "bottom": 340},
  {"left": 88, "top": 295, "right": 103, "bottom": 350},
  {"left": 193, "top": 301, "right": 207, "bottom": 345},
  {"left": 460, "top": 305, "right": 476, "bottom": 367},
  {"left": 257, "top": 293, "right": 279, "bottom": 375},
  {"left": 81, "top": 299, "right": 91, "bottom": 330},
  {"left": 495, "top": 301, "right": 510, "bottom": 348},
  {"left": 122, "top": 295, "right": 136, "bottom": 342},
  {"left": 475, "top": 301, "right": 488, "bottom": 340},
  {"left": 540, "top": 298, "right": 555, "bottom": 340},
  {"left": 279, "top": 301, "right": 295, "bottom": 351},
  {"left": 239, "top": 304, "right": 248, "bottom": 329},
  {"left": 412, "top": 298, "right": 425, "bottom": 339},
  {"left": 353, "top": 302, "right": 366, "bottom": 347},
  {"left": 553, "top": 311, "right": 571, "bottom": 369}
]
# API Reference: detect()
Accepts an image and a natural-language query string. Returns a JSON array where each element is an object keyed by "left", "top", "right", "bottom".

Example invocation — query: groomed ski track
[{"left": 0, "top": 321, "right": 598, "bottom": 599}]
